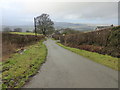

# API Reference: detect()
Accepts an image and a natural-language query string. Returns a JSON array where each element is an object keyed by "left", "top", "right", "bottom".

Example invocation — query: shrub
[{"left": 53, "top": 26, "right": 120, "bottom": 58}]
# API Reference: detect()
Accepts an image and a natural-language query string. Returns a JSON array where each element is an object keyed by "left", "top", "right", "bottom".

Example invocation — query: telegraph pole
[{"left": 34, "top": 17, "right": 37, "bottom": 40}]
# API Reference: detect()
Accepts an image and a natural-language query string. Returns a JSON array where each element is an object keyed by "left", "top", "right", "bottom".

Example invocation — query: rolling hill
[{"left": 2, "top": 22, "right": 97, "bottom": 32}]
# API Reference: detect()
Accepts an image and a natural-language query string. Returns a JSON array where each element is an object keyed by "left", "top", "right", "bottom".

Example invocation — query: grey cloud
[
  {"left": 2, "top": 1, "right": 118, "bottom": 25},
  {"left": 52, "top": 2, "right": 118, "bottom": 19}
]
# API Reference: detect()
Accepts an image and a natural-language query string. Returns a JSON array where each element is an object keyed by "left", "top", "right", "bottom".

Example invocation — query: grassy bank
[
  {"left": 2, "top": 32, "right": 44, "bottom": 61},
  {"left": 57, "top": 43, "right": 119, "bottom": 71},
  {"left": 9, "top": 32, "right": 41, "bottom": 35},
  {"left": 2, "top": 40, "right": 47, "bottom": 88}
]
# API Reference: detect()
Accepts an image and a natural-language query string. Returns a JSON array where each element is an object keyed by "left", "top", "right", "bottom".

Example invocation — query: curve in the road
[{"left": 24, "top": 39, "right": 118, "bottom": 88}]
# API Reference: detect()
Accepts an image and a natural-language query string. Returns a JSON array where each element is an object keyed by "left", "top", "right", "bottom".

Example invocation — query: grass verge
[
  {"left": 57, "top": 43, "right": 119, "bottom": 71},
  {"left": 1, "top": 40, "right": 47, "bottom": 88},
  {"left": 9, "top": 32, "right": 41, "bottom": 35}
]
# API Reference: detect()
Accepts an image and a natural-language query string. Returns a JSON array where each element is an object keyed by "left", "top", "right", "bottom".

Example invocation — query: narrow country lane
[{"left": 24, "top": 39, "right": 118, "bottom": 88}]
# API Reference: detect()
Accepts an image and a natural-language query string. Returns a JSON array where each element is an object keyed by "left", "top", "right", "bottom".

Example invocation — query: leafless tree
[
  {"left": 3, "top": 27, "right": 12, "bottom": 32},
  {"left": 14, "top": 28, "right": 22, "bottom": 32}
]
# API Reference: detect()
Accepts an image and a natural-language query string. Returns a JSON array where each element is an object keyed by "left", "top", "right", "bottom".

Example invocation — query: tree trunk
[
  {"left": 43, "top": 31, "right": 46, "bottom": 36},
  {"left": 42, "top": 28, "right": 46, "bottom": 36}
]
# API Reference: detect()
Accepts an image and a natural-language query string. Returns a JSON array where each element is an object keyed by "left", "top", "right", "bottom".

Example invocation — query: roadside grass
[
  {"left": 1, "top": 40, "right": 47, "bottom": 88},
  {"left": 9, "top": 32, "right": 42, "bottom": 35},
  {"left": 57, "top": 43, "right": 119, "bottom": 71}
]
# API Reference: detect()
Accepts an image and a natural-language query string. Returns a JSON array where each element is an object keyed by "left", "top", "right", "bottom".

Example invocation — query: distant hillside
[
  {"left": 2, "top": 22, "right": 97, "bottom": 32},
  {"left": 2, "top": 25, "right": 34, "bottom": 32},
  {"left": 54, "top": 22, "right": 96, "bottom": 31}
]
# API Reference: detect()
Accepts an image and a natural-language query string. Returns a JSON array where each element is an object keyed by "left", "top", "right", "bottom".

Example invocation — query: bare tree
[
  {"left": 14, "top": 28, "right": 22, "bottom": 32},
  {"left": 35, "top": 13, "right": 54, "bottom": 36},
  {"left": 3, "top": 27, "right": 12, "bottom": 32}
]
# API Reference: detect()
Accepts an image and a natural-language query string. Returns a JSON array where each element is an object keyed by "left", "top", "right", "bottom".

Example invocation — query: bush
[{"left": 53, "top": 26, "right": 120, "bottom": 58}]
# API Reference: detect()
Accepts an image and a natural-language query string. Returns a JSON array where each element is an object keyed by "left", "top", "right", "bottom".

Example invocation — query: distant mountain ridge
[{"left": 2, "top": 22, "right": 97, "bottom": 32}]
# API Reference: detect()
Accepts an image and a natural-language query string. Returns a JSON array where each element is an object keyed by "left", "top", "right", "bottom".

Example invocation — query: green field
[
  {"left": 9, "top": 32, "right": 42, "bottom": 35},
  {"left": 2, "top": 40, "right": 47, "bottom": 88},
  {"left": 57, "top": 43, "right": 119, "bottom": 71}
]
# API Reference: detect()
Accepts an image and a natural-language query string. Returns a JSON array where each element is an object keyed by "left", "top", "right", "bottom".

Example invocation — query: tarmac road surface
[{"left": 24, "top": 39, "right": 118, "bottom": 88}]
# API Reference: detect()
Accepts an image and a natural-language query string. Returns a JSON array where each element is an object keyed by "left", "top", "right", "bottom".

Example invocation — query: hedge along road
[{"left": 24, "top": 38, "right": 118, "bottom": 88}]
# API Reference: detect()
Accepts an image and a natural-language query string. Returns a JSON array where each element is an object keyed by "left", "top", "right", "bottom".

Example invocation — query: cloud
[{"left": 0, "top": 0, "right": 118, "bottom": 25}]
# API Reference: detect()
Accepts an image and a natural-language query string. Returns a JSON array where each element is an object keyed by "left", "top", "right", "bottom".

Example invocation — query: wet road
[{"left": 24, "top": 39, "right": 118, "bottom": 88}]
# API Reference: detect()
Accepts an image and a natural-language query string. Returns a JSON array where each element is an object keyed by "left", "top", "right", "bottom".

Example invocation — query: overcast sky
[{"left": 0, "top": 0, "right": 119, "bottom": 26}]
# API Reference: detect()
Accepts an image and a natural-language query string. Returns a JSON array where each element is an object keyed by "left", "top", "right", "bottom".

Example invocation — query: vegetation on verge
[
  {"left": 2, "top": 32, "right": 44, "bottom": 61},
  {"left": 2, "top": 40, "right": 47, "bottom": 88},
  {"left": 53, "top": 26, "right": 120, "bottom": 58},
  {"left": 57, "top": 42, "right": 119, "bottom": 71}
]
